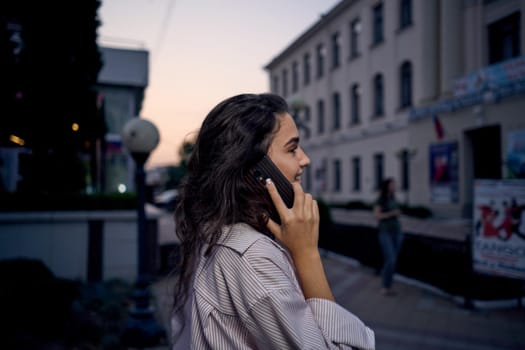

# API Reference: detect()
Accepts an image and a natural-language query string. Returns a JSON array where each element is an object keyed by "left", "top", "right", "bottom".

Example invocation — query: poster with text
[
  {"left": 473, "top": 179, "right": 525, "bottom": 280},
  {"left": 429, "top": 142, "right": 459, "bottom": 203}
]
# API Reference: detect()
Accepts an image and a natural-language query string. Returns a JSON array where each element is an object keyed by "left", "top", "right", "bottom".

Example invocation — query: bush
[
  {"left": 0, "top": 258, "right": 166, "bottom": 348},
  {"left": 328, "top": 200, "right": 432, "bottom": 219},
  {"left": 400, "top": 204, "right": 433, "bottom": 218},
  {"left": 329, "top": 200, "right": 372, "bottom": 211},
  {"left": 345, "top": 200, "right": 372, "bottom": 210},
  {"left": 0, "top": 258, "right": 80, "bottom": 348},
  {"left": 316, "top": 198, "right": 333, "bottom": 226}
]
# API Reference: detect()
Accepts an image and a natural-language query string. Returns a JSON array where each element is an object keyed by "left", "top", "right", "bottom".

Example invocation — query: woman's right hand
[
  {"left": 265, "top": 178, "right": 320, "bottom": 262},
  {"left": 265, "top": 178, "right": 334, "bottom": 301}
]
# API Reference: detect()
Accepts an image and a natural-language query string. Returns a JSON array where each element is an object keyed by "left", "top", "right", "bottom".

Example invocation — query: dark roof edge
[
  {"left": 100, "top": 46, "right": 149, "bottom": 55},
  {"left": 264, "top": 0, "right": 353, "bottom": 71}
]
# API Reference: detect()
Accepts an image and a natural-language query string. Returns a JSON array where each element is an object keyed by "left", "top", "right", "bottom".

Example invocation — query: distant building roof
[{"left": 98, "top": 46, "right": 149, "bottom": 87}]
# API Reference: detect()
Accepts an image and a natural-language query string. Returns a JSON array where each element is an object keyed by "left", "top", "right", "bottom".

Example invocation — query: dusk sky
[{"left": 98, "top": 0, "right": 340, "bottom": 167}]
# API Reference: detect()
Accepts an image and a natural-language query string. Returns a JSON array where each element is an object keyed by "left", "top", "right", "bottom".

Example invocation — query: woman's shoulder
[
  {"left": 218, "top": 223, "right": 285, "bottom": 257},
  {"left": 213, "top": 223, "right": 296, "bottom": 291}
]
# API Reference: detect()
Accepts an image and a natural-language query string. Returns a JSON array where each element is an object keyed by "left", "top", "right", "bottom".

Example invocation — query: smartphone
[{"left": 251, "top": 155, "right": 294, "bottom": 223}]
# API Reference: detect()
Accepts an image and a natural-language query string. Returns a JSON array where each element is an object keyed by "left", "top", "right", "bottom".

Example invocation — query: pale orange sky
[{"left": 98, "top": 0, "right": 340, "bottom": 168}]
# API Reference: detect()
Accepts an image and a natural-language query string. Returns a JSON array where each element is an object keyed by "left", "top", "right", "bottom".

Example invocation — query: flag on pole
[
  {"left": 96, "top": 92, "right": 105, "bottom": 110},
  {"left": 433, "top": 115, "right": 444, "bottom": 140}
]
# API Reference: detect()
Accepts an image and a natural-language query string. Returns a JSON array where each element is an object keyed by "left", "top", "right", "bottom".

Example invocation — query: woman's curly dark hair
[{"left": 172, "top": 93, "right": 290, "bottom": 317}]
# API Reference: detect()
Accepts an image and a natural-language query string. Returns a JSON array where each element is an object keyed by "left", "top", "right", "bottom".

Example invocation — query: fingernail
[{"left": 265, "top": 178, "right": 273, "bottom": 184}]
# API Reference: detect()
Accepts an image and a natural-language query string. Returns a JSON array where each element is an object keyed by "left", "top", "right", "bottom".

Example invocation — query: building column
[
  {"left": 420, "top": 0, "right": 439, "bottom": 102},
  {"left": 463, "top": 0, "right": 483, "bottom": 73},
  {"left": 440, "top": 0, "right": 464, "bottom": 96}
]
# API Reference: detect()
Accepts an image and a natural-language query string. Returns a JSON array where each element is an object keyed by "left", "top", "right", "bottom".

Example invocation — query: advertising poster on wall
[
  {"left": 429, "top": 142, "right": 459, "bottom": 203},
  {"left": 472, "top": 179, "right": 525, "bottom": 280},
  {"left": 506, "top": 129, "right": 525, "bottom": 179}
]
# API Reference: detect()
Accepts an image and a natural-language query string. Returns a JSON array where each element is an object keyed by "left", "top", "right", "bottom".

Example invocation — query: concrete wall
[{"left": 0, "top": 210, "right": 159, "bottom": 282}]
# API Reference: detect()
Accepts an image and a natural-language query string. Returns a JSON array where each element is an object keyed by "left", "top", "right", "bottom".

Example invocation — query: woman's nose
[{"left": 299, "top": 148, "right": 310, "bottom": 167}]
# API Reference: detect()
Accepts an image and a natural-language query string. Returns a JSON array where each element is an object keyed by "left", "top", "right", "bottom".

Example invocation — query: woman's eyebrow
[{"left": 284, "top": 137, "right": 300, "bottom": 147}]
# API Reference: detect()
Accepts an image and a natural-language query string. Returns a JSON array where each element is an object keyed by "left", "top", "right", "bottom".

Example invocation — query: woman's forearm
[
  {"left": 292, "top": 249, "right": 335, "bottom": 301},
  {"left": 374, "top": 207, "right": 400, "bottom": 220}
]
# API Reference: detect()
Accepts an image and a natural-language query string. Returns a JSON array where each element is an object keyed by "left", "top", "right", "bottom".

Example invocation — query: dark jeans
[{"left": 378, "top": 229, "right": 404, "bottom": 289}]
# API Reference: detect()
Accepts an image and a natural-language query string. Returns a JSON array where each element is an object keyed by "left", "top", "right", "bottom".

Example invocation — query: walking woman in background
[
  {"left": 373, "top": 178, "right": 404, "bottom": 296},
  {"left": 171, "top": 93, "right": 374, "bottom": 349}
]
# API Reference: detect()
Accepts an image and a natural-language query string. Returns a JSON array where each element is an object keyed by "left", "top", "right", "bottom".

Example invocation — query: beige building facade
[{"left": 265, "top": 0, "right": 525, "bottom": 218}]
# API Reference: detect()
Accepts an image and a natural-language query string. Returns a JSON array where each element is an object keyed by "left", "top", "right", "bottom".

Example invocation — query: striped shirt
[{"left": 171, "top": 223, "right": 375, "bottom": 349}]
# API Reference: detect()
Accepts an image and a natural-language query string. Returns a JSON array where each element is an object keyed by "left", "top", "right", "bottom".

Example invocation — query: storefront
[{"left": 409, "top": 56, "right": 525, "bottom": 218}]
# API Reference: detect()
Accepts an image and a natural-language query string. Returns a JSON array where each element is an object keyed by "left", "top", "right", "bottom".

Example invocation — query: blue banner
[{"left": 429, "top": 142, "right": 459, "bottom": 203}]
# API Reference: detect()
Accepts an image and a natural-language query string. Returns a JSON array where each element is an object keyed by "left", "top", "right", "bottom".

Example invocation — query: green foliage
[
  {"left": 316, "top": 198, "right": 333, "bottom": 226},
  {"left": 0, "top": 192, "right": 137, "bottom": 211},
  {"left": 0, "top": 257, "right": 140, "bottom": 348},
  {"left": 69, "top": 278, "right": 133, "bottom": 347},
  {"left": 331, "top": 200, "right": 373, "bottom": 210},
  {"left": 1, "top": 0, "right": 104, "bottom": 194},
  {"left": 328, "top": 200, "right": 433, "bottom": 219},
  {"left": 165, "top": 165, "right": 186, "bottom": 189},
  {"left": 177, "top": 140, "right": 195, "bottom": 169}
]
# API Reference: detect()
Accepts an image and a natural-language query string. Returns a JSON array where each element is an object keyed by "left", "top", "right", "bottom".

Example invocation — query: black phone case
[{"left": 253, "top": 155, "right": 294, "bottom": 209}]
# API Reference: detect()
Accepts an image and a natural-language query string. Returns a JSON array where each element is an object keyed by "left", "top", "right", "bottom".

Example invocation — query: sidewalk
[
  {"left": 331, "top": 208, "right": 471, "bottom": 242},
  {"left": 151, "top": 249, "right": 525, "bottom": 350},
  {"left": 320, "top": 251, "right": 525, "bottom": 350}
]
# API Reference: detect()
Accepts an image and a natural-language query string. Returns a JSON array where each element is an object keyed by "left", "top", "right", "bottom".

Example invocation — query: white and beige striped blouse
[{"left": 171, "top": 223, "right": 375, "bottom": 349}]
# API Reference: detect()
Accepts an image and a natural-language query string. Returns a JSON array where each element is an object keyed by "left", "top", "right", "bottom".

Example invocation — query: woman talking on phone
[
  {"left": 171, "top": 94, "right": 375, "bottom": 349},
  {"left": 373, "top": 178, "right": 403, "bottom": 296}
]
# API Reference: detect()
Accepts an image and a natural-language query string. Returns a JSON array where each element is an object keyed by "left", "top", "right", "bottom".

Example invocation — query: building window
[
  {"left": 304, "top": 105, "right": 311, "bottom": 122},
  {"left": 282, "top": 69, "right": 288, "bottom": 97},
  {"left": 333, "top": 159, "right": 341, "bottom": 192},
  {"left": 373, "top": 73, "right": 384, "bottom": 117},
  {"left": 400, "top": 150, "right": 409, "bottom": 191},
  {"left": 352, "top": 156, "right": 361, "bottom": 191},
  {"left": 303, "top": 53, "right": 311, "bottom": 86},
  {"left": 374, "top": 153, "right": 384, "bottom": 190},
  {"left": 316, "top": 158, "right": 328, "bottom": 194},
  {"left": 400, "top": 61, "right": 412, "bottom": 108},
  {"left": 272, "top": 75, "right": 279, "bottom": 95},
  {"left": 350, "top": 18, "right": 361, "bottom": 58},
  {"left": 316, "top": 44, "right": 325, "bottom": 79},
  {"left": 399, "top": 0, "right": 412, "bottom": 29},
  {"left": 303, "top": 105, "right": 311, "bottom": 139},
  {"left": 331, "top": 32, "right": 341, "bottom": 69},
  {"left": 350, "top": 83, "right": 360, "bottom": 125},
  {"left": 317, "top": 99, "right": 325, "bottom": 135},
  {"left": 488, "top": 12, "right": 521, "bottom": 64},
  {"left": 372, "top": 2, "right": 384, "bottom": 45},
  {"left": 305, "top": 166, "right": 312, "bottom": 192},
  {"left": 292, "top": 61, "right": 299, "bottom": 93},
  {"left": 332, "top": 92, "right": 341, "bottom": 131}
]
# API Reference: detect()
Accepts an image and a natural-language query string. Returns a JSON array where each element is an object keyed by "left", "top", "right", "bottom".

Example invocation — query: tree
[
  {"left": 177, "top": 139, "right": 195, "bottom": 170},
  {"left": 0, "top": 0, "right": 104, "bottom": 193}
]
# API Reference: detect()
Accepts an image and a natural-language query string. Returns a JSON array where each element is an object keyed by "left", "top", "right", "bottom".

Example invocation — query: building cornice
[
  {"left": 264, "top": 0, "right": 355, "bottom": 71},
  {"left": 303, "top": 118, "right": 409, "bottom": 151}
]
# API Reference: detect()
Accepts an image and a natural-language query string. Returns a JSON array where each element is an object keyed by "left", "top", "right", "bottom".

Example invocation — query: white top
[{"left": 171, "top": 223, "right": 375, "bottom": 349}]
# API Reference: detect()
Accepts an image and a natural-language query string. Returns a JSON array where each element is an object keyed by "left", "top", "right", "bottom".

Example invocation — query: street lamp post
[{"left": 121, "top": 118, "right": 165, "bottom": 347}]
